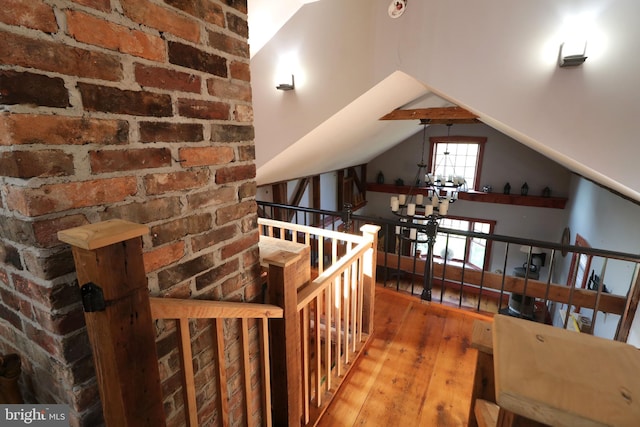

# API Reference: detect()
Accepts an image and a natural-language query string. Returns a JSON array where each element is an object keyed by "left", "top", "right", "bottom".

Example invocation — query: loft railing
[
  {"left": 258, "top": 201, "right": 640, "bottom": 342},
  {"left": 59, "top": 218, "right": 379, "bottom": 427},
  {"left": 258, "top": 218, "right": 379, "bottom": 426},
  {"left": 149, "top": 298, "right": 282, "bottom": 427}
]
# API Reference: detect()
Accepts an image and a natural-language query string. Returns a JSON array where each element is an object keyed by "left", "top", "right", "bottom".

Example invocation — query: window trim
[
  {"left": 429, "top": 215, "right": 496, "bottom": 270},
  {"left": 428, "top": 135, "right": 486, "bottom": 191}
]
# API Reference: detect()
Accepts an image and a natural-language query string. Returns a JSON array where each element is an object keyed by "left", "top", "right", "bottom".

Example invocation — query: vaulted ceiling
[{"left": 247, "top": 0, "right": 640, "bottom": 202}]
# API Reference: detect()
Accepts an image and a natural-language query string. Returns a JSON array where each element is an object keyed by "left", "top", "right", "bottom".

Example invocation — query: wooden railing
[
  {"left": 149, "top": 298, "right": 283, "bottom": 427},
  {"left": 258, "top": 218, "right": 380, "bottom": 426},
  {"left": 59, "top": 218, "right": 379, "bottom": 427}
]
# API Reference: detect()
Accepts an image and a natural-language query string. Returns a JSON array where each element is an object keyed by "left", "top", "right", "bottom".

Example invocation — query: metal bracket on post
[{"left": 81, "top": 282, "right": 106, "bottom": 312}]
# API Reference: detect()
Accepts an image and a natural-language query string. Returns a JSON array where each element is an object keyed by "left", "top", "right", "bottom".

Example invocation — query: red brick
[
  {"left": 0, "top": 114, "right": 128, "bottom": 146},
  {"left": 0, "top": 287, "right": 33, "bottom": 321},
  {"left": 191, "top": 224, "right": 236, "bottom": 253},
  {"left": 157, "top": 253, "right": 215, "bottom": 290},
  {"left": 150, "top": 213, "right": 212, "bottom": 246},
  {"left": 144, "top": 241, "right": 185, "bottom": 273},
  {"left": 23, "top": 249, "right": 76, "bottom": 280},
  {"left": 226, "top": 12, "right": 248, "bottom": 38},
  {"left": 186, "top": 186, "right": 236, "bottom": 210},
  {"left": 210, "top": 124, "right": 253, "bottom": 142},
  {"left": 99, "top": 197, "right": 182, "bottom": 224},
  {"left": 207, "top": 77, "right": 251, "bottom": 102},
  {"left": 121, "top": 0, "right": 200, "bottom": 43},
  {"left": 220, "top": 230, "right": 259, "bottom": 260},
  {"left": 66, "top": 10, "right": 165, "bottom": 61},
  {"left": 13, "top": 275, "right": 80, "bottom": 311},
  {"left": 0, "top": 0, "right": 57, "bottom": 33},
  {"left": 139, "top": 122, "right": 203, "bottom": 143},
  {"left": 144, "top": 169, "right": 211, "bottom": 195},
  {"left": 238, "top": 181, "right": 256, "bottom": 199},
  {"left": 168, "top": 41, "right": 227, "bottom": 77},
  {"left": 33, "top": 215, "right": 89, "bottom": 248},
  {"left": 79, "top": 83, "right": 172, "bottom": 117},
  {"left": 237, "top": 145, "right": 255, "bottom": 161},
  {"left": 220, "top": 274, "right": 242, "bottom": 302},
  {"left": 233, "top": 104, "right": 253, "bottom": 122},
  {"left": 178, "top": 99, "right": 229, "bottom": 120},
  {"left": 195, "top": 258, "right": 239, "bottom": 290},
  {"left": 230, "top": 60, "right": 250, "bottom": 81},
  {"left": 0, "top": 70, "right": 69, "bottom": 107},
  {"left": 33, "top": 214, "right": 89, "bottom": 248},
  {"left": 178, "top": 146, "right": 234, "bottom": 168},
  {"left": 135, "top": 64, "right": 201, "bottom": 93},
  {"left": 89, "top": 148, "right": 171, "bottom": 173},
  {"left": 33, "top": 304, "right": 85, "bottom": 336},
  {"left": 6, "top": 177, "right": 138, "bottom": 216},
  {"left": 0, "top": 31, "right": 122, "bottom": 81},
  {"left": 0, "top": 269, "right": 8, "bottom": 286},
  {"left": 71, "top": 0, "right": 110, "bottom": 12},
  {"left": 164, "top": 0, "right": 224, "bottom": 27},
  {"left": 216, "top": 200, "right": 256, "bottom": 225},
  {"left": 226, "top": 0, "right": 247, "bottom": 15},
  {"left": 208, "top": 30, "right": 249, "bottom": 58},
  {"left": 215, "top": 164, "right": 255, "bottom": 184},
  {"left": 0, "top": 302, "right": 23, "bottom": 331},
  {"left": 0, "top": 150, "right": 74, "bottom": 178}
]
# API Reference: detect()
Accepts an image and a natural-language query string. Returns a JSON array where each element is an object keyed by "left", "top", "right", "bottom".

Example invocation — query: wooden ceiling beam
[{"left": 379, "top": 107, "right": 479, "bottom": 124}]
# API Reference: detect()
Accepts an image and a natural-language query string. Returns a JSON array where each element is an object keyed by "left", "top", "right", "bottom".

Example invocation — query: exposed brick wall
[{"left": 0, "top": 0, "right": 260, "bottom": 425}]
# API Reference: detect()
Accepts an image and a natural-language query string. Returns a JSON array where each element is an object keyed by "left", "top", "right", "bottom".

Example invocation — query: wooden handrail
[
  {"left": 259, "top": 217, "right": 365, "bottom": 244},
  {"left": 380, "top": 251, "right": 627, "bottom": 315},
  {"left": 149, "top": 297, "right": 283, "bottom": 319}
]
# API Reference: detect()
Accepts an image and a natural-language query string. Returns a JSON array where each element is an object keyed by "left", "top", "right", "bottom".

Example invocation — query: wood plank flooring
[{"left": 316, "top": 286, "right": 493, "bottom": 427}]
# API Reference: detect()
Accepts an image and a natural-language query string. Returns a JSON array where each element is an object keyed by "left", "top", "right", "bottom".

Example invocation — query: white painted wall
[
  {"left": 559, "top": 176, "right": 640, "bottom": 343},
  {"left": 251, "top": 0, "right": 640, "bottom": 201},
  {"left": 363, "top": 123, "right": 571, "bottom": 276}
]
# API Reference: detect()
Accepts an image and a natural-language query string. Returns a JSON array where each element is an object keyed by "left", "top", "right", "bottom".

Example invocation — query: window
[
  {"left": 417, "top": 216, "right": 495, "bottom": 270},
  {"left": 429, "top": 136, "right": 486, "bottom": 190}
]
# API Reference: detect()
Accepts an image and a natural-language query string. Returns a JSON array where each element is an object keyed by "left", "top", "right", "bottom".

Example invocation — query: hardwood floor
[{"left": 316, "top": 286, "right": 493, "bottom": 427}]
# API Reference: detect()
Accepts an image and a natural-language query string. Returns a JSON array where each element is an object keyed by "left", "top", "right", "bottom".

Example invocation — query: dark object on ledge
[
  {"left": 542, "top": 186, "right": 551, "bottom": 197},
  {"left": 520, "top": 182, "right": 529, "bottom": 196},
  {"left": 503, "top": 182, "right": 511, "bottom": 195},
  {"left": 395, "top": 178, "right": 404, "bottom": 186},
  {"left": 377, "top": 171, "right": 385, "bottom": 184},
  {"left": 0, "top": 353, "right": 23, "bottom": 404}
]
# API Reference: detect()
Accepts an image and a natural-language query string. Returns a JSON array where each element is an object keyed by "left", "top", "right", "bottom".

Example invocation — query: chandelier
[{"left": 389, "top": 120, "right": 466, "bottom": 301}]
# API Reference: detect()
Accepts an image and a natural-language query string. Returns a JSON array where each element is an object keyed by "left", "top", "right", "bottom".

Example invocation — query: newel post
[
  {"left": 265, "top": 249, "right": 308, "bottom": 427},
  {"left": 58, "top": 219, "right": 165, "bottom": 427},
  {"left": 360, "top": 225, "right": 380, "bottom": 335}
]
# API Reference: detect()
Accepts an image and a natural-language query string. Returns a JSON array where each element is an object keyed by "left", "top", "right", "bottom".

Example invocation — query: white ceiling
[{"left": 248, "top": 0, "right": 320, "bottom": 57}]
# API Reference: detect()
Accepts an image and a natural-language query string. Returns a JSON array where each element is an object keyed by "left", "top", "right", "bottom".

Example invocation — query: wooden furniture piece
[
  {"left": 493, "top": 314, "right": 640, "bottom": 427},
  {"left": 468, "top": 320, "right": 496, "bottom": 427}
]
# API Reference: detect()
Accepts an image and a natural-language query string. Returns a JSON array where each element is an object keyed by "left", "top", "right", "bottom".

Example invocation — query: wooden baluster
[
  {"left": 58, "top": 220, "right": 165, "bottom": 427},
  {"left": 360, "top": 225, "right": 380, "bottom": 335}
]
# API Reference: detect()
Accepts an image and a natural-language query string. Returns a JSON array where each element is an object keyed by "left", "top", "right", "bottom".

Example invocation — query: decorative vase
[
  {"left": 377, "top": 171, "right": 385, "bottom": 184},
  {"left": 503, "top": 182, "right": 511, "bottom": 195},
  {"left": 542, "top": 186, "right": 551, "bottom": 197},
  {"left": 521, "top": 182, "right": 529, "bottom": 196}
]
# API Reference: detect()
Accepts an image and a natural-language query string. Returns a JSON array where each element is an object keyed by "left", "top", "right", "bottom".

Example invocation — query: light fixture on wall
[
  {"left": 558, "top": 40, "right": 587, "bottom": 67},
  {"left": 389, "top": 120, "right": 466, "bottom": 301},
  {"left": 276, "top": 74, "right": 295, "bottom": 91}
]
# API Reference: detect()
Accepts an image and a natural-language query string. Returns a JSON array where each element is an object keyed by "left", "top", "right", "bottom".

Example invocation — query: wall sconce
[
  {"left": 558, "top": 40, "right": 587, "bottom": 67},
  {"left": 276, "top": 74, "right": 295, "bottom": 91}
]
